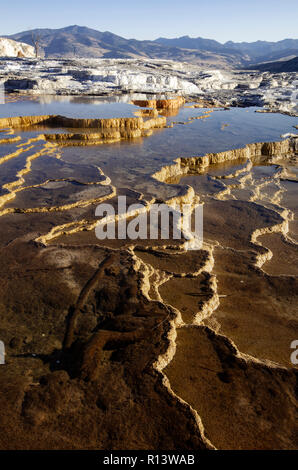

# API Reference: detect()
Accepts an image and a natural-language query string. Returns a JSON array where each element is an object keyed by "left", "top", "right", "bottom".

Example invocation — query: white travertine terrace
[{"left": 0, "top": 58, "right": 297, "bottom": 114}]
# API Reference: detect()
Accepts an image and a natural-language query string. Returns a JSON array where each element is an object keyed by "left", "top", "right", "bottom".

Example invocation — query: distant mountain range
[
  {"left": 4, "top": 26, "right": 298, "bottom": 68},
  {"left": 156, "top": 36, "right": 298, "bottom": 63},
  {"left": 248, "top": 56, "right": 298, "bottom": 72}
]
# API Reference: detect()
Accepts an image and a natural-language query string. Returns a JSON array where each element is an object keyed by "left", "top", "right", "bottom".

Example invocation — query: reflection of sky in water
[
  {"left": 58, "top": 106, "right": 297, "bottom": 188},
  {"left": 0, "top": 96, "right": 296, "bottom": 195},
  {"left": 0, "top": 95, "right": 139, "bottom": 118},
  {"left": 0, "top": 93, "right": 172, "bottom": 118},
  {"left": 164, "top": 106, "right": 297, "bottom": 154}
]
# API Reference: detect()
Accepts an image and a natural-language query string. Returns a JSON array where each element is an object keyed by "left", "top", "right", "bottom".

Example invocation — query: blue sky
[{"left": 1, "top": 0, "right": 297, "bottom": 42}]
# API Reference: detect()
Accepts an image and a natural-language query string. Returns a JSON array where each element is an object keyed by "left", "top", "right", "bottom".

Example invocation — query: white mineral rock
[
  {"left": 0, "top": 58, "right": 297, "bottom": 114},
  {"left": 0, "top": 38, "right": 35, "bottom": 58}
]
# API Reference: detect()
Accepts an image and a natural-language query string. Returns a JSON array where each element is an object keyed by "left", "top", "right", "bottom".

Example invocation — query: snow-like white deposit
[
  {"left": 0, "top": 38, "right": 35, "bottom": 58},
  {"left": 0, "top": 58, "right": 297, "bottom": 114}
]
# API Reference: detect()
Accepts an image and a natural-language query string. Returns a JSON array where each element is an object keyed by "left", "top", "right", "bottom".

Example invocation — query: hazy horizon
[
  {"left": 1, "top": 0, "right": 297, "bottom": 43},
  {"left": 4, "top": 24, "right": 298, "bottom": 45}
]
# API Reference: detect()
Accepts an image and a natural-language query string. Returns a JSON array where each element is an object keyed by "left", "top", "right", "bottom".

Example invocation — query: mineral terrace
[{"left": 0, "top": 63, "right": 297, "bottom": 450}]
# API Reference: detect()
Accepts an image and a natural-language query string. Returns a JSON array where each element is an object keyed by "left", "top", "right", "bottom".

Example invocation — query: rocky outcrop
[{"left": 0, "top": 38, "right": 35, "bottom": 58}]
